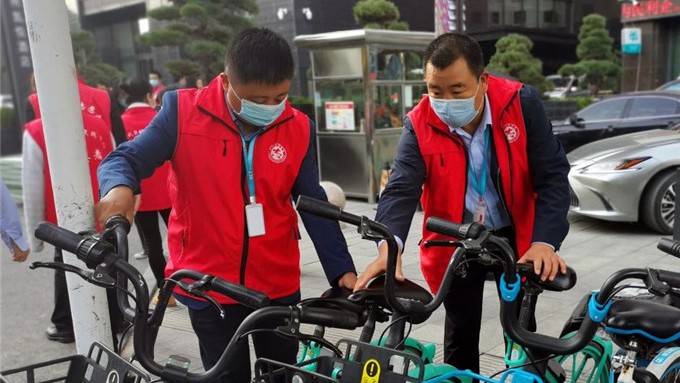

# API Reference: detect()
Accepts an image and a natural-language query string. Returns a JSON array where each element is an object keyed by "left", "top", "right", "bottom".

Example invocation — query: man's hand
[
  {"left": 11, "top": 242, "right": 29, "bottom": 262},
  {"left": 337, "top": 272, "right": 358, "bottom": 290},
  {"left": 94, "top": 186, "right": 136, "bottom": 228},
  {"left": 518, "top": 243, "right": 566, "bottom": 281},
  {"left": 354, "top": 241, "right": 404, "bottom": 291}
]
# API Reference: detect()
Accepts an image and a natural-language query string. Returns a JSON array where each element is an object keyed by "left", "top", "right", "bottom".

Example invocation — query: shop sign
[
  {"left": 621, "top": 0, "right": 680, "bottom": 22},
  {"left": 325, "top": 101, "right": 355, "bottom": 131}
]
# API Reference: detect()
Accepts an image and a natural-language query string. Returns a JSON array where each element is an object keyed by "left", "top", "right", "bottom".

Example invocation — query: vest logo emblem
[
  {"left": 269, "top": 143, "right": 287, "bottom": 163},
  {"left": 503, "top": 124, "right": 520, "bottom": 143}
]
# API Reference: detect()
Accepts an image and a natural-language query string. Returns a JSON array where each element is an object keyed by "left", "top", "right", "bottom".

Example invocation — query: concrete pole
[{"left": 23, "top": 0, "right": 113, "bottom": 352}]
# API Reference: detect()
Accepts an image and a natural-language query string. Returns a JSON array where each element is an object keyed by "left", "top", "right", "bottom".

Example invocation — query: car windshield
[{"left": 549, "top": 77, "right": 570, "bottom": 88}]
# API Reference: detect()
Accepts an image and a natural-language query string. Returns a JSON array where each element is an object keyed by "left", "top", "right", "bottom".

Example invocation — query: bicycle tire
[
  {"left": 554, "top": 334, "right": 611, "bottom": 383},
  {"left": 646, "top": 347, "right": 680, "bottom": 383}
]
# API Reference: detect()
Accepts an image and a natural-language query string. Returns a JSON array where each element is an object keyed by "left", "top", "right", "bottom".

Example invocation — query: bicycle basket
[{"left": 0, "top": 342, "right": 150, "bottom": 383}]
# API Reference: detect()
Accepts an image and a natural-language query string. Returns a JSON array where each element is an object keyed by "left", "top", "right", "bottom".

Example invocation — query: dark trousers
[
  {"left": 52, "top": 249, "right": 125, "bottom": 335},
  {"left": 188, "top": 302, "right": 298, "bottom": 382},
  {"left": 443, "top": 230, "right": 536, "bottom": 375},
  {"left": 134, "top": 209, "right": 170, "bottom": 288}
]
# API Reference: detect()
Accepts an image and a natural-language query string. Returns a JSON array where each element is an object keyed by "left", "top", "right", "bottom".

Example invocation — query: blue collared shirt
[
  {"left": 1, "top": 177, "right": 29, "bottom": 254},
  {"left": 452, "top": 96, "right": 511, "bottom": 230}
]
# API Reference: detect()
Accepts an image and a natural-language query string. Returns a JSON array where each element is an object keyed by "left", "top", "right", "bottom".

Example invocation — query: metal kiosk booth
[{"left": 294, "top": 29, "right": 434, "bottom": 203}]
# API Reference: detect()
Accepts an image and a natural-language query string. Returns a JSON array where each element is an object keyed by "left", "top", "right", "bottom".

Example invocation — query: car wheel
[{"left": 641, "top": 171, "right": 676, "bottom": 234}]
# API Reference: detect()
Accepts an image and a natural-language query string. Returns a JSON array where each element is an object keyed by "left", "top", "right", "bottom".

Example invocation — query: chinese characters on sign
[
  {"left": 621, "top": 0, "right": 680, "bottom": 21},
  {"left": 7, "top": 0, "right": 32, "bottom": 69},
  {"left": 1, "top": 0, "right": 34, "bottom": 128}
]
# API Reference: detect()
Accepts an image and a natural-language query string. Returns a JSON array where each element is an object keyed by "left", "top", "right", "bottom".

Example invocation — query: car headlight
[{"left": 582, "top": 157, "right": 651, "bottom": 173}]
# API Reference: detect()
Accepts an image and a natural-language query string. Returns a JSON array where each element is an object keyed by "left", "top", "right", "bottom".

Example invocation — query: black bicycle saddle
[
  {"left": 605, "top": 299, "right": 680, "bottom": 343},
  {"left": 299, "top": 286, "right": 368, "bottom": 323},
  {"left": 347, "top": 275, "right": 433, "bottom": 324},
  {"left": 516, "top": 263, "right": 577, "bottom": 292}
]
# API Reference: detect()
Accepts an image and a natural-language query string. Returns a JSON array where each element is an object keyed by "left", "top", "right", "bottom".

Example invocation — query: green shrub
[{"left": 0, "top": 107, "right": 16, "bottom": 131}]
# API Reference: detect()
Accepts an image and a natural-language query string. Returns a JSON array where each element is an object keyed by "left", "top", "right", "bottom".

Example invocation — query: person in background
[
  {"left": 0, "top": 177, "right": 30, "bottom": 262},
  {"left": 96, "top": 27, "right": 357, "bottom": 382},
  {"left": 119, "top": 78, "right": 174, "bottom": 306},
  {"left": 355, "top": 32, "right": 570, "bottom": 375},
  {"left": 149, "top": 70, "right": 165, "bottom": 102},
  {"left": 22, "top": 107, "right": 119, "bottom": 344}
]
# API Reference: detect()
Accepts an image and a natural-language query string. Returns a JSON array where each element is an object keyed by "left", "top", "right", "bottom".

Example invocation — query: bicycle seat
[
  {"left": 299, "top": 287, "right": 368, "bottom": 323},
  {"left": 516, "top": 263, "right": 577, "bottom": 292},
  {"left": 347, "top": 275, "right": 433, "bottom": 324},
  {"left": 605, "top": 299, "right": 680, "bottom": 343}
]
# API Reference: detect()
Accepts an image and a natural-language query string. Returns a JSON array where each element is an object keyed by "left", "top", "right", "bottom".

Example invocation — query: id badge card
[
  {"left": 245, "top": 203, "right": 266, "bottom": 237},
  {"left": 473, "top": 197, "right": 487, "bottom": 224}
]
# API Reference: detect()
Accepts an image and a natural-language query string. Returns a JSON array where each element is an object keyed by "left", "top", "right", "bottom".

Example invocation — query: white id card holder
[
  {"left": 473, "top": 198, "right": 487, "bottom": 224},
  {"left": 245, "top": 203, "right": 266, "bottom": 237}
]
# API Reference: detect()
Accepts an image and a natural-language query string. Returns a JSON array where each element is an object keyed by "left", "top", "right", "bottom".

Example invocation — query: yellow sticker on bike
[{"left": 361, "top": 359, "right": 381, "bottom": 383}]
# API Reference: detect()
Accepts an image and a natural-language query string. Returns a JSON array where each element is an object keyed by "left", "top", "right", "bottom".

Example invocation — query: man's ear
[{"left": 220, "top": 73, "right": 229, "bottom": 92}]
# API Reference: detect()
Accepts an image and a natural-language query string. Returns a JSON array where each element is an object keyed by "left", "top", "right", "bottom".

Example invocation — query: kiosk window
[
  {"left": 404, "top": 51, "right": 424, "bottom": 80},
  {"left": 314, "top": 80, "right": 364, "bottom": 132},
  {"left": 374, "top": 85, "right": 403, "bottom": 129}
]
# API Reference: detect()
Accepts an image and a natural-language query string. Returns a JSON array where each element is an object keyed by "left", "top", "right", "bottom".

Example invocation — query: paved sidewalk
[{"left": 135, "top": 199, "right": 675, "bottom": 377}]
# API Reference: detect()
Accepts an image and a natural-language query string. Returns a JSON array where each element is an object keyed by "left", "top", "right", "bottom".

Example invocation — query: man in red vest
[
  {"left": 22, "top": 111, "right": 115, "bottom": 343},
  {"left": 355, "top": 33, "right": 571, "bottom": 374},
  {"left": 95, "top": 28, "right": 356, "bottom": 382}
]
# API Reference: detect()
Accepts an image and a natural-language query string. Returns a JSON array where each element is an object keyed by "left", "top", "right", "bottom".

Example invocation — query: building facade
[{"left": 619, "top": 0, "right": 680, "bottom": 92}]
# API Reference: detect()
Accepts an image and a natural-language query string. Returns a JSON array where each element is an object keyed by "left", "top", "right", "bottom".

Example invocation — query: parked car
[
  {"left": 544, "top": 74, "right": 589, "bottom": 99},
  {"left": 0, "top": 94, "right": 14, "bottom": 109},
  {"left": 657, "top": 78, "right": 680, "bottom": 92},
  {"left": 567, "top": 123, "right": 679, "bottom": 234},
  {"left": 552, "top": 91, "right": 680, "bottom": 153}
]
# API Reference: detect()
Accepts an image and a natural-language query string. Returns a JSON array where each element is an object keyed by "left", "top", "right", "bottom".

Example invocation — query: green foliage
[
  {"left": 141, "top": 0, "right": 258, "bottom": 81},
  {"left": 71, "top": 30, "right": 124, "bottom": 87},
  {"left": 0, "top": 107, "right": 16, "bottom": 132},
  {"left": 486, "top": 34, "right": 549, "bottom": 93},
  {"left": 558, "top": 13, "right": 620, "bottom": 95},
  {"left": 353, "top": 0, "right": 409, "bottom": 30}
]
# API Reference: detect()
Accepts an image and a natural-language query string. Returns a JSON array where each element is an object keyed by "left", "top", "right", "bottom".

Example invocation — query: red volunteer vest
[
  {"left": 409, "top": 75, "right": 536, "bottom": 293},
  {"left": 121, "top": 106, "right": 171, "bottom": 212},
  {"left": 28, "top": 79, "right": 111, "bottom": 128},
  {"left": 24, "top": 113, "right": 114, "bottom": 224},
  {"left": 167, "top": 76, "right": 311, "bottom": 303}
]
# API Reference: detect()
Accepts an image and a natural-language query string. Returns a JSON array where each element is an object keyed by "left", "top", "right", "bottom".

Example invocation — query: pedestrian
[
  {"left": 119, "top": 78, "right": 174, "bottom": 306},
  {"left": 1, "top": 177, "right": 30, "bottom": 262},
  {"left": 22, "top": 107, "right": 118, "bottom": 344},
  {"left": 354, "top": 32, "right": 571, "bottom": 375},
  {"left": 148, "top": 69, "right": 165, "bottom": 103},
  {"left": 96, "top": 27, "right": 357, "bottom": 382}
]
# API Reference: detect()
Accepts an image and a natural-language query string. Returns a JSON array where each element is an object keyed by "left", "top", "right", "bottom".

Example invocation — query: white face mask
[
  {"left": 228, "top": 87, "right": 287, "bottom": 127},
  {"left": 430, "top": 80, "right": 481, "bottom": 128}
]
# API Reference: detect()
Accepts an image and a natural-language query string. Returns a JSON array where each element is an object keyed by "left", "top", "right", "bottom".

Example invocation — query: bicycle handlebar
[{"left": 658, "top": 237, "right": 680, "bottom": 259}]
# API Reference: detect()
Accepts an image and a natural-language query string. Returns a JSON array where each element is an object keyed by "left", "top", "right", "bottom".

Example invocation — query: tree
[
  {"left": 138, "top": 0, "right": 258, "bottom": 82},
  {"left": 353, "top": 0, "right": 409, "bottom": 30},
  {"left": 71, "top": 30, "right": 125, "bottom": 88},
  {"left": 558, "top": 13, "right": 620, "bottom": 95},
  {"left": 486, "top": 34, "right": 549, "bottom": 94}
]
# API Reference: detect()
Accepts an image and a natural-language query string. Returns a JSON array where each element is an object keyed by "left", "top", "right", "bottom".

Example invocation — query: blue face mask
[
  {"left": 430, "top": 81, "right": 482, "bottom": 128},
  {"left": 149, "top": 79, "right": 159, "bottom": 87},
  {"left": 228, "top": 87, "right": 287, "bottom": 127}
]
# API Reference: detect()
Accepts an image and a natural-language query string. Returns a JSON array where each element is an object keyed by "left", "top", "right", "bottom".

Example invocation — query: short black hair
[
  {"left": 149, "top": 70, "right": 162, "bottom": 78},
  {"left": 423, "top": 33, "right": 485, "bottom": 78},
  {"left": 120, "top": 78, "right": 153, "bottom": 104},
  {"left": 225, "top": 27, "right": 294, "bottom": 85}
]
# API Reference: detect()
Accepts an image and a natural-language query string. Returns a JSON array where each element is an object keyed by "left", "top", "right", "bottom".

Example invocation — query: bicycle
[{"left": 282, "top": 195, "right": 680, "bottom": 383}]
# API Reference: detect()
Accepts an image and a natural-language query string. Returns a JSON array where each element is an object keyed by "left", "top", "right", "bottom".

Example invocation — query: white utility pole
[{"left": 23, "top": 0, "right": 113, "bottom": 352}]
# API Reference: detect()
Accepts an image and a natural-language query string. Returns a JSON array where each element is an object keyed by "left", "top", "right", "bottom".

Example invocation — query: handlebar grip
[
  {"left": 657, "top": 269, "right": 680, "bottom": 289},
  {"left": 105, "top": 215, "right": 131, "bottom": 234},
  {"left": 210, "top": 278, "right": 270, "bottom": 309},
  {"left": 35, "top": 222, "right": 83, "bottom": 254},
  {"left": 658, "top": 238, "right": 680, "bottom": 258},
  {"left": 299, "top": 307, "right": 360, "bottom": 329},
  {"left": 295, "top": 196, "right": 361, "bottom": 226},
  {"left": 425, "top": 217, "right": 483, "bottom": 239}
]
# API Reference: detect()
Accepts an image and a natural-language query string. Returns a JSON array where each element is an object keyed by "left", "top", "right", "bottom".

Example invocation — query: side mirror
[{"left": 569, "top": 114, "right": 585, "bottom": 128}]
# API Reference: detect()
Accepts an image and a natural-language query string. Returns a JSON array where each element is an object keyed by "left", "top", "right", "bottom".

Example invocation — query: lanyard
[
  {"left": 241, "top": 135, "right": 257, "bottom": 204},
  {"left": 467, "top": 127, "right": 490, "bottom": 197}
]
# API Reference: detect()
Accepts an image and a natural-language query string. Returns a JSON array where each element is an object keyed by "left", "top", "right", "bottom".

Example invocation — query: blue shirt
[
  {"left": 0, "top": 177, "right": 29, "bottom": 253},
  {"left": 452, "top": 96, "right": 511, "bottom": 230}
]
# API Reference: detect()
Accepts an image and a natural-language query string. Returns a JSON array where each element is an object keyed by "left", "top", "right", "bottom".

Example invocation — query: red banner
[{"left": 622, "top": 0, "right": 680, "bottom": 21}]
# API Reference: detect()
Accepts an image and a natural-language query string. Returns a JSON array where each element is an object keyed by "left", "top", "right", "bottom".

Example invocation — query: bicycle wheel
[
  {"left": 646, "top": 348, "right": 680, "bottom": 383},
  {"left": 554, "top": 334, "right": 611, "bottom": 383}
]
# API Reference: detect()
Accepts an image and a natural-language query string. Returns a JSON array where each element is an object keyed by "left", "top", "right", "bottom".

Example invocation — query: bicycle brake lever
[
  {"left": 30, "top": 261, "right": 115, "bottom": 288},
  {"left": 174, "top": 279, "right": 226, "bottom": 319}
]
